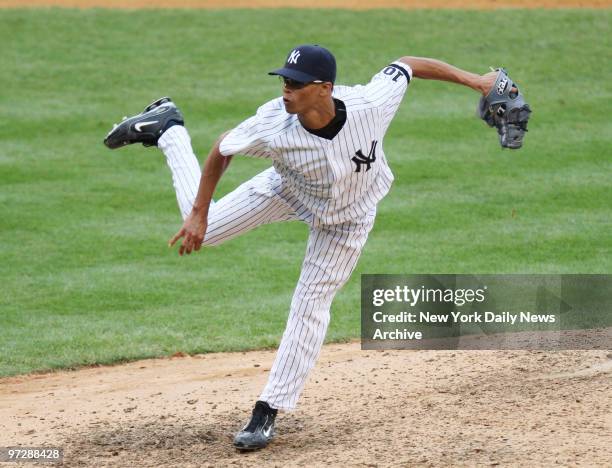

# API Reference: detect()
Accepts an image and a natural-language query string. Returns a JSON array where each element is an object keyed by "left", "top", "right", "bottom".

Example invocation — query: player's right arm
[
  {"left": 168, "top": 131, "right": 232, "bottom": 256},
  {"left": 168, "top": 98, "right": 280, "bottom": 255}
]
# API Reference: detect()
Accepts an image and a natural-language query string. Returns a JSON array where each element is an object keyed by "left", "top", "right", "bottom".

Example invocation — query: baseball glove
[{"left": 478, "top": 68, "right": 531, "bottom": 149}]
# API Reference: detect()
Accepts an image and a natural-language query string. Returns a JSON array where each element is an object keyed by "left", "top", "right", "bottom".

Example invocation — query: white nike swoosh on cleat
[
  {"left": 134, "top": 120, "right": 158, "bottom": 132},
  {"left": 262, "top": 416, "right": 273, "bottom": 438}
]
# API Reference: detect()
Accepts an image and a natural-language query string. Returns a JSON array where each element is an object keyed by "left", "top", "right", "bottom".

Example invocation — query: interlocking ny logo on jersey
[
  {"left": 352, "top": 140, "right": 378, "bottom": 172},
  {"left": 288, "top": 50, "right": 301, "bottom": 64}
]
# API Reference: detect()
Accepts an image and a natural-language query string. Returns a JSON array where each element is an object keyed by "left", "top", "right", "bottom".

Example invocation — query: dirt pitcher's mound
[
  {"left": 1, "top": 0, "right": 611, "bottom": 9},
  {"left": 1, "top": 343, "right": 611, "bottom": 467}
]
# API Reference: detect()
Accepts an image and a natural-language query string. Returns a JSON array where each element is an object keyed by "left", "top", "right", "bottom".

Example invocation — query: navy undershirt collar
[{"left": 302, "top": 98, "right": 347, "bottom": 140}]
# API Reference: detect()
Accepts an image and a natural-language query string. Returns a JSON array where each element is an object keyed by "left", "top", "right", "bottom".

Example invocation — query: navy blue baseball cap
[{"left": 269, "top": 44, "right": 336, "bottom": 84}]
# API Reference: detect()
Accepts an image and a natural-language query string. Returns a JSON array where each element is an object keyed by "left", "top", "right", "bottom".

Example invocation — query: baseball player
[{"left": 104, "top": 44, "right": 503, "bottom": 450}]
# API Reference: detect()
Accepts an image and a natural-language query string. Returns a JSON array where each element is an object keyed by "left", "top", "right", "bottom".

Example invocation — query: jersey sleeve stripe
[{"left": 387, "top": 63, "right": 411, "bottom": 83}]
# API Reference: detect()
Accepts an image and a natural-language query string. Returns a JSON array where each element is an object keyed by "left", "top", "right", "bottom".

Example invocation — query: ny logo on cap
[{"left": 288, "top": 49, "right": 301, "bottom": 65}]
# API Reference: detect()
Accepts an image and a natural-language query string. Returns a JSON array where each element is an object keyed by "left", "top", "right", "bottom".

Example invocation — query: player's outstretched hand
[
  {"left": 477, "top": 68, "right": 531, "bottom": 149},
  {"left": 477, "top": 71, "right": 499, "bottom": 95},
  {"left": 168, "top": 210, "right": 208, "bottom": 256}
]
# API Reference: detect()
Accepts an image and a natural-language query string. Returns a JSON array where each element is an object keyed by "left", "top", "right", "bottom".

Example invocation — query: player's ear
[{"left": 319, "top": 82, "right": 333, "bottom": 97}]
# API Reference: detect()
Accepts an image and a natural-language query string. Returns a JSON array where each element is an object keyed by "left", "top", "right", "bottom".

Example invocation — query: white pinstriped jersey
[{"left": 219, "top": 60, "right": 412, "bottom": 225}]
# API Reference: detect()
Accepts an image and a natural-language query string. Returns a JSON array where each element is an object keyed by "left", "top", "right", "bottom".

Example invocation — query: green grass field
[{"left": 1, "top": 8, "right": 610, "bottom": 377}]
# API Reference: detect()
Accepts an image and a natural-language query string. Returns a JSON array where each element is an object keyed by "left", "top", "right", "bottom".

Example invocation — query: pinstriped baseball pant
[{"left": 159, "top": 126, "right": 375, "bottom": 410}]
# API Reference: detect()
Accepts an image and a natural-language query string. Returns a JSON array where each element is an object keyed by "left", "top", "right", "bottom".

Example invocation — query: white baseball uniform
[{"left": 158, "top": 60, "right": 412, "bottom": 410}]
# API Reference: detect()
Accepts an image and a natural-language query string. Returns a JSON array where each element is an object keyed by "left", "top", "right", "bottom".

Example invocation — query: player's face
[{"left": 281, "top": 78, "right": 332, "bottom": 114}]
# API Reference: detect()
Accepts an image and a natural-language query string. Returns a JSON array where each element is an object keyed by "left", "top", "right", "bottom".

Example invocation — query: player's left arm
[{"left": 399, "top": 56, "right": 497, "bottom": 95}]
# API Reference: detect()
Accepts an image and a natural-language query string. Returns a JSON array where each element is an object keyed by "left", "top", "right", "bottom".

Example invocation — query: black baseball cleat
[
  {"left": 233, "top": 401, "right": 277, "bottom": 451},
  {"left": 103, "top": 97, "right": 184, "bottom": 149}
]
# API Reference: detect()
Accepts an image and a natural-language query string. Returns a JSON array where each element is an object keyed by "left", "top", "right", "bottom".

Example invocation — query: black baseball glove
[{"left": 478, "top": 68, "right": 531, "bottom": 149}]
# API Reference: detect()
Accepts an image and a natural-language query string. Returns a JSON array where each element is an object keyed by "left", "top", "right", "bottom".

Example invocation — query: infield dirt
[{"left": 2, "top": 345, "right": 611, "bottom": 467}]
